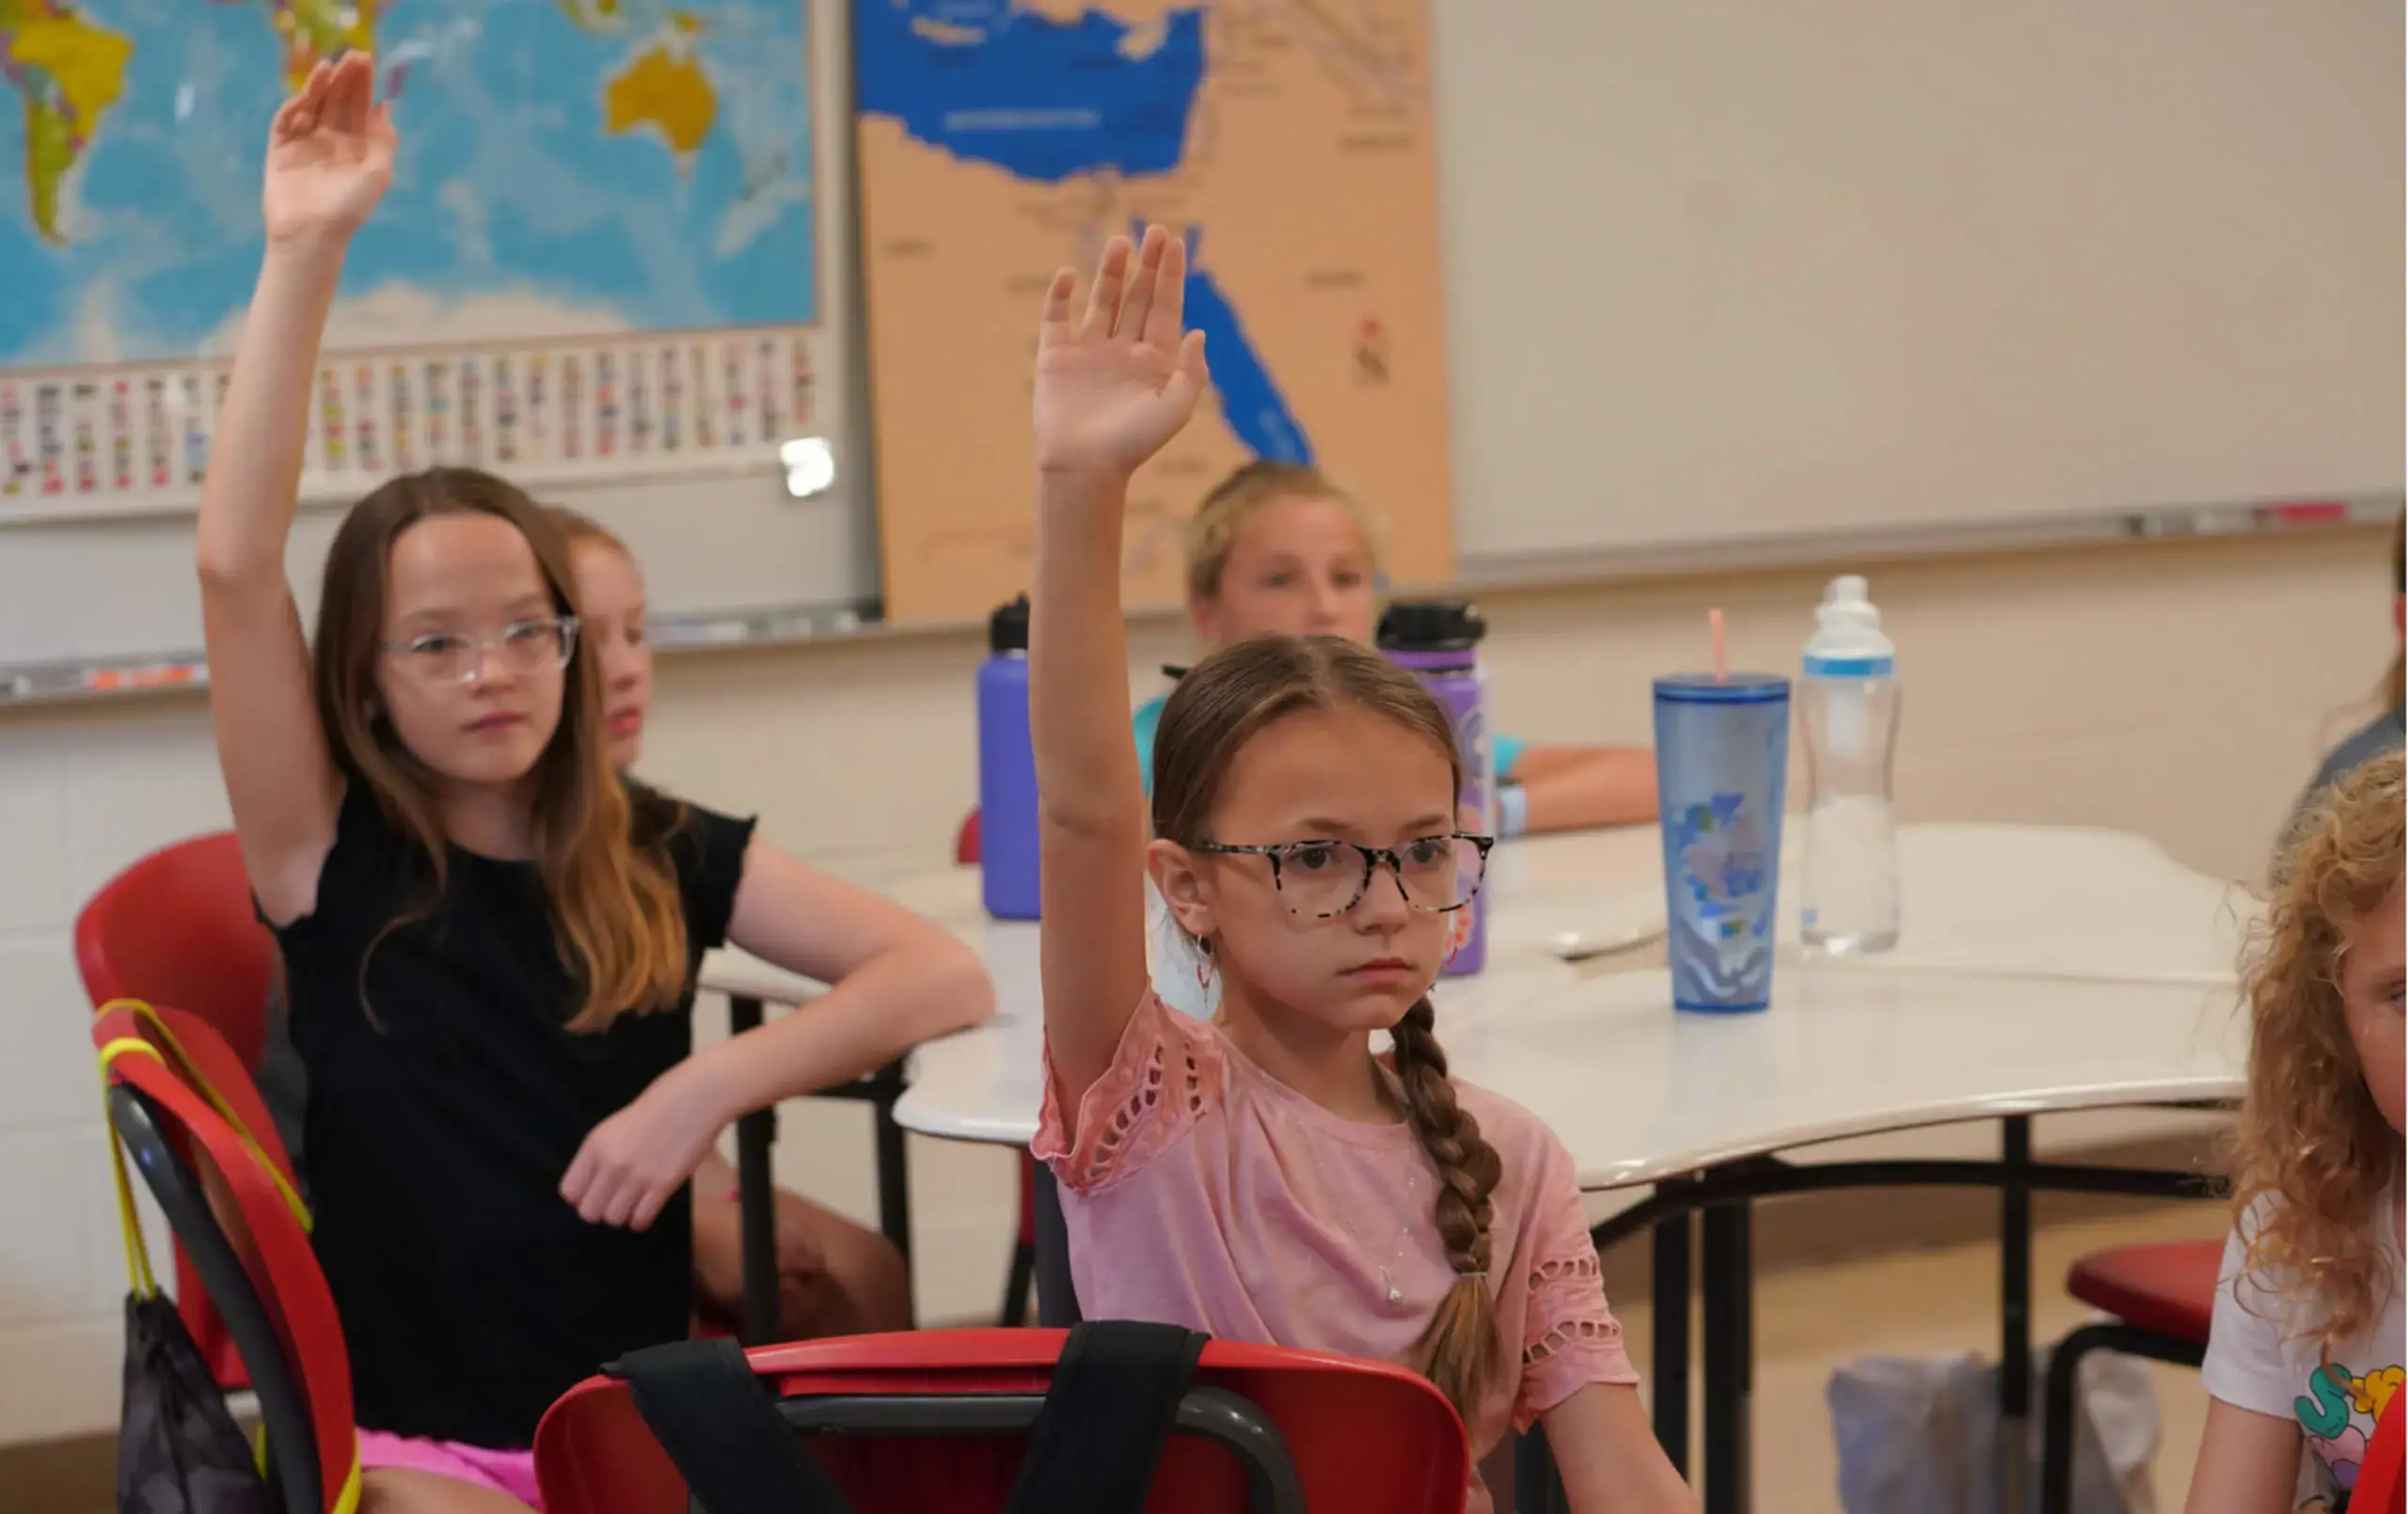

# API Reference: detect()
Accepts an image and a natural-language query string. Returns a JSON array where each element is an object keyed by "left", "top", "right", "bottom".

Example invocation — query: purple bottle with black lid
[
  {"left": 977, "top": 594, "right": 1040, "bottom": 920},
  {"left": 1377, "top": 600, "right": 1497, "bottom": 977}
]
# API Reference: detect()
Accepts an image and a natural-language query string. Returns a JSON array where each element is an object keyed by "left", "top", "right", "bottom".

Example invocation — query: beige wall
[{"left": 0, "top": 524, "right": 2387, "bottom": 1443}]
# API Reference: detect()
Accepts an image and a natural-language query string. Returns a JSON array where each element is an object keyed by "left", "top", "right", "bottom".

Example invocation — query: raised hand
[
  {"left": 1033, "top": 225, "right": 1210, "bottom": 479},
  {"left": 261, "top": 52, "right": 396, "bottom": 248}
]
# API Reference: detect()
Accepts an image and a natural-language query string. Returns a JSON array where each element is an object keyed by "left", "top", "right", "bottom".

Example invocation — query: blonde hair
[
  {"left": 544, "top": 503, "right": 628, "bottom": 557},
  {"left": 1182, "top": 462, "right": 1385, "bottom": 605},
  {"left": 2227, "top": 749, "right": 2405, "bottom": 1348},
  {"left": 1153, "top": 636, "right": 1505, "bottom": 1422}
]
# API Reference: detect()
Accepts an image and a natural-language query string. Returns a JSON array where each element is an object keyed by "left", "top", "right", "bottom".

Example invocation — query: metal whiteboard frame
[{"left": 0, "top": 490, "right": 2394, "bottom": 713}]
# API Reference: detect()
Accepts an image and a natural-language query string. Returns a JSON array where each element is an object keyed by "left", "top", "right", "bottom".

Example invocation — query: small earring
[{"left": 1195, "top": 938, "right": 1216, "bottom": 991}]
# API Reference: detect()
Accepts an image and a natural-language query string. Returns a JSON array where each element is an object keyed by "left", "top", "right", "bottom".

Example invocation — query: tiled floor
[{"left": 1599, "top": 1200, "right": 2226, "bottom": 1513}]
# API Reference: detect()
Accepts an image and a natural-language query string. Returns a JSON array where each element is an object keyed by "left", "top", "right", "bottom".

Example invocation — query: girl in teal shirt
[{"left": 1134, "top": 461, "right": 1655, "bottom": 834}]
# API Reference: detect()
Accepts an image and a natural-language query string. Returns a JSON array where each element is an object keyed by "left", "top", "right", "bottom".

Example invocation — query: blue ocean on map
[
  {"left": 0, "top": 0, "right": 814, "bottom": 366},
  {"left": 858, "top": 1, "right": 1313, "bottom": 465}
]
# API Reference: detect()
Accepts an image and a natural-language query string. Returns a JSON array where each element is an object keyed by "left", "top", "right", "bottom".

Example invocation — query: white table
[{"left": 711, "top": 824, "right": 2253, "bottom": 1511}]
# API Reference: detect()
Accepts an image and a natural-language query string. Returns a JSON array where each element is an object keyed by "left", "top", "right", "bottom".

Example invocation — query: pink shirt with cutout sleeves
[{"left": 1034, "top": 994, "right": 1639, "bottom": 1514}]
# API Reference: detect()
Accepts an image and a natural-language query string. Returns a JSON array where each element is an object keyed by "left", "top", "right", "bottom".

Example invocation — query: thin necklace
[{"left": 1313, "top": 1140, "right": 1423, "bottom": 1307}]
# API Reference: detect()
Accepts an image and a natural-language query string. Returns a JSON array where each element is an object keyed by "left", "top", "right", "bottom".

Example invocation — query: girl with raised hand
[
  {"left": 1025, "top": 225, "right": 1695, "bottom": 1514},
  {"left": 197, "top": 57, "right": 990, "bottom": 1512}
]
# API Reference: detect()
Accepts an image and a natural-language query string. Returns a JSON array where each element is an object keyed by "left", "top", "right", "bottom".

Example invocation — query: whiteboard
[
  {"left": 1431, "top": 0, "right": 2403, "bottom": 565},
  {"left": 0, "top": 0, "right": 870, "bottom": 672}
]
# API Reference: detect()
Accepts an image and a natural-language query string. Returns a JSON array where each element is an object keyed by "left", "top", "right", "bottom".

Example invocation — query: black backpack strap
[
  {"left": 613, "top": 1336, "right": 856, "bottom": 1514},
  {"left": 1005, "top": 1320, "right": 1210, "bottom": 1514}
]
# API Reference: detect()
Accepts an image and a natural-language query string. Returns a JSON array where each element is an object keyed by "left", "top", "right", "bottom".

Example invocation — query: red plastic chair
[
  {"left": 96, "top": 1001, "right": 359, "bottom": 1514},
  {"left": 2359, "top": 1391, "right": 2405, "bottom": 1514},
  {"left": 2040, "top": 1240, "right": 2220, "bottom": 1514},
  {"left": 77, "top": 832, "right": 282, "bottom": 1390},
  {"left": 77, "top": 832, "right": 278, "bottom": 1065},
  {"left": 536, "top": 1329, "right": 1468, "bottom": 1514}
]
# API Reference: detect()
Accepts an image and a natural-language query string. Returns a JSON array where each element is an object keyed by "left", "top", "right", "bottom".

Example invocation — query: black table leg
[
  {"left": 727, "top": 993, "right": 780, "bottom": 1346},
  {"left": 868, "top": 1059, "right": 916, "bottom": 1325},
  {"left": 2001, "top": 1114, "right": 2034, "bottom": 1511},
  {"left": 1030, "top": 1159, "right": 1081, "bottom": 1328},
  {"left": 1701, "top": 1200, "right": 1752, "bottom": 1514},
  {"left": 1652, "top": 1192, "right": 1693, "bottom": 1475}
]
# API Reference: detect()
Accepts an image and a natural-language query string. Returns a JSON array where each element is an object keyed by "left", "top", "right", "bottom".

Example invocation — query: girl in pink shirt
[{"left": 1023, "top": 226, "right": 1698, "bottom": 1514}]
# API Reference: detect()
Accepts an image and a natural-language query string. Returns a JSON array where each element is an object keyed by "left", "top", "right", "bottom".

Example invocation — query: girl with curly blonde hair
[{"left": 2191, "top": 751, "right": 2405, "bottom": 1514}]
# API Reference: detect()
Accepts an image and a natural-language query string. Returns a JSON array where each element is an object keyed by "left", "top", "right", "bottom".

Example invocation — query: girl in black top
[{"left": 198, "top": 57, "right": 993, "bottom": 1513}]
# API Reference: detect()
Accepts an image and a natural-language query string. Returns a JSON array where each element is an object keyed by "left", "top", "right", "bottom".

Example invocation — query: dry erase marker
[
  {"left": 84, "top": 661, "right": 204, "bottom": 691},
  {"left": 789, "top": 337, "right": 814, "bottom": 427},
  {"left": 107, "top": 380, "right": 133, "bottom": 492},
  {"left": 459, "top": 357, "right": 484, "bottom": 464}
]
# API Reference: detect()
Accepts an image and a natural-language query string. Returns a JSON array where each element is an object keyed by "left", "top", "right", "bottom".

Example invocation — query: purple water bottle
[
  {"left": 1377, "top": 601, "right": 1496, "bottom": 976},
  {"left": 977, "top": 594, "right": 1040, "bottom": 920}
]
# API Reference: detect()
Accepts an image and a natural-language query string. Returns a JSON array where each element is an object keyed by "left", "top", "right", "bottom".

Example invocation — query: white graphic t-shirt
[{"left": 2203, "top": 1188, "right": 2406, "bottom": 1511}]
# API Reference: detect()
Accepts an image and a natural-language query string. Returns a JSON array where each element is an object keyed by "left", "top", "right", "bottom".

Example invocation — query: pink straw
[{"left": 1709, "top": 607, "right": 1728, "bottom": 684}]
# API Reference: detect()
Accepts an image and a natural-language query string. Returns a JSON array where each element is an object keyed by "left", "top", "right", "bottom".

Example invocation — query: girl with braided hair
[{"left": 1024, "top": 227, "right": 1695, "bottom": 1514}]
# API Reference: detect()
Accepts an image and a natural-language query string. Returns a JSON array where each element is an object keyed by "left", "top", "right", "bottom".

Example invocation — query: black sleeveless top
[{"left": 267, "top": 782, "right": 753, "bottom": 1449}]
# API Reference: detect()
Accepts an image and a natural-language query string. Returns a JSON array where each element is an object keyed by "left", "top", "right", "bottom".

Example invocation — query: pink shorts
[{"left": 358, "top": 1428, "right": 544, "bottom": 1510}]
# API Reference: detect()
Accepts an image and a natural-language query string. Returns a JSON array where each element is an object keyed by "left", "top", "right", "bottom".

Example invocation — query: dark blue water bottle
[{"left": 977, "top": 594, "right": 1041, "bottom": 920}]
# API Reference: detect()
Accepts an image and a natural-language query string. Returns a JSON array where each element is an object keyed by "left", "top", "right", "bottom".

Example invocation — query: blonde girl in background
[
  {"left": 2188, "top": 751, "right": 2404, "bottom": 1514},
  {"left": 546, "top": 506, "right": 914, "bottom": 1340},
  {"left": 1132, "top": 461, "right": 1658, "bottom": 835}
]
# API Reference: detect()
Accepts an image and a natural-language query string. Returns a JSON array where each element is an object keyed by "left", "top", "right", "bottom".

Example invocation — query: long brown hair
[
  {"left": 1152, "top": 634, "right": 1505, "bottom": 1421},
  {"left": 314, "top": 467, "right": 688, "bottom": 1032},
  {"left": 2227, "top": 749, "right": 2404, "bottom": 1349},
  {"left": 1182, "top": 461, "right": 1386, "bottom": 605}
]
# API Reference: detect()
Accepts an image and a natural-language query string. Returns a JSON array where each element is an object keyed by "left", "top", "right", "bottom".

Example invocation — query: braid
[{"left": 1389, "top": 995, "right": 1505, "bottom": 1424}]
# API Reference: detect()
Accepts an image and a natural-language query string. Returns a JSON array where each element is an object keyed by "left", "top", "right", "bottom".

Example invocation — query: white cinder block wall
[{"left": 0, "top": 526, "right": 2388, "bottom": 1443}]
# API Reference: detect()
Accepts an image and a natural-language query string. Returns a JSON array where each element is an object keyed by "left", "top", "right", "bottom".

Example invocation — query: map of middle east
[
  {"left": 0, "top": 0, "right": 816, "bottom": 366},
  {"left": 854, "top": 0, "right": 1453, "bottom": 620}
]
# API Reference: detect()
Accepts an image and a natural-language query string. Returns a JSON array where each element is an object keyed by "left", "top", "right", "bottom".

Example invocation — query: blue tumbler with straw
[{"left": 1654, "top": 670, "right": 1790, "bottom": 1013}]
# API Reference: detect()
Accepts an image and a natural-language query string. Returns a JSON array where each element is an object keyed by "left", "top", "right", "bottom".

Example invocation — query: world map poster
[
  {"left": 0, "top": 0, "right": 821, "bottom": 515},
  {"left": 853, "top": 0, "right": 1453, "bottom": 622}
]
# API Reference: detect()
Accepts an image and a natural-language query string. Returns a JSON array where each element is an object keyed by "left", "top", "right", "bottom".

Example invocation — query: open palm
[
  {"left": 261, "top": 52, "right": 396, "bottom": 246},
  {"left": 1033, "top": 226, "right": 1210, "bottom": 478}
]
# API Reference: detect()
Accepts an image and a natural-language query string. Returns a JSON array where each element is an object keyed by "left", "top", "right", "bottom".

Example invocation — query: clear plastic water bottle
[{"left": 1799, "top": 576, "right": 1901, "bottom": 954}]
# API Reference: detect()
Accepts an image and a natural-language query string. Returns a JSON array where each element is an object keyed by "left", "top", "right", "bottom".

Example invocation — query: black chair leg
[
  {"left": 2041, "top": 1322, "right": 2210, "bottom": 1514},
  {"left": 1001, "top": 1241, "right": 1036, "bottom": 1327}
]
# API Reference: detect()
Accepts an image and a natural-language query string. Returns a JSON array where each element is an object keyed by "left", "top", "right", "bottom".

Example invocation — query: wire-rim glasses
[{"left": 383, "top": 616, "right": 579, "bottom": 687}]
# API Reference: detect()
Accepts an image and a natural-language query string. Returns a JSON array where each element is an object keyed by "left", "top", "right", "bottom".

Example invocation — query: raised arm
[
  {"left": 1029, "top": 229, "right": 1210, "bottom": 1116},
  {"left": 196, "top": 55, "right": 395, "bottom": 923}
]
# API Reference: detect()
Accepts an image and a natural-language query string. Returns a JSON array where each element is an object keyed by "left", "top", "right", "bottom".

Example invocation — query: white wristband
[{"left": 1497, "top": 784, "right": 1529, "bottom": 838}]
